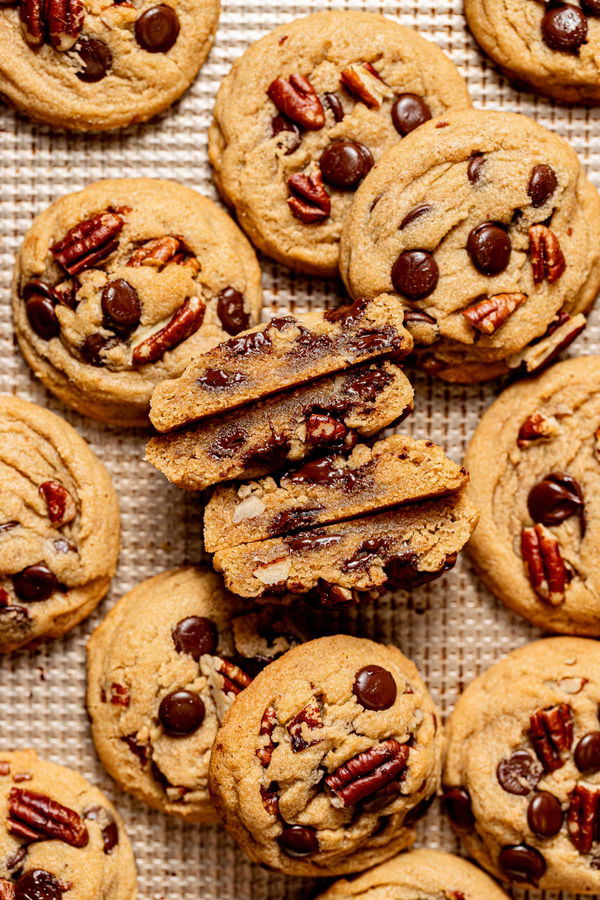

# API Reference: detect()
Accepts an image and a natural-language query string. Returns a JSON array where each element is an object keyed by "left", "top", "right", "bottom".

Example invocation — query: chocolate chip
[
  {"left": 135, "top": 4, "right": 180, "bottom": 52},
  {"left": 224, "top": 329, "right": 271, "bottom": 357},
  {"left": 197, "top": 368, "right": 246, "bottom": 389},
  {"left": 323, "top": 296, "right": 366, "bottom": 326},
  {"left": 466, "top": 222, "right": 511, "bottom": 275},
  {"left": 527, "top": 791, "right": 563, "bottom": 837},
  {"left": 320, "top": 140, "right": 373, "bottom": 189},
  {"left": 158, "top": 690, "right": 205, "bottom": 736},
  {"left": 574, "top": 732, "right": 600, "bottom": 773},
  {"left": 283, "top": 531, "right": 342, "bottom": 553},
  {"left": 271, "top": 115, "right": 302, "bottom": 155},
  {"left": 26, "top": 293, "right": 59, "bottom": 340},
  {"left": 528, "top": 165, "right": 558, "bottom": 207},
  {"left": 172, "top": 616, "right": 218, "bottom": 660},
  {"left": 15, "top": 869, "right": 64, "bottom": 900},
  {"left": 399, "top": 204, "right": 432, "bottom": 230},
  {"left": 581, "top": 0, "right": 600, "bottom": 14},
  {"left": 12, "top": 564, "right": 59, "bottom": 602},
  {"left": 391, "top": 94, "right": 431, "bottom": 135},
  {"left": 216, "top": 287, "right": 250, "bottom": 336},
  {"left": 442, "top": 786, "right": 475, "bottom": 831},
  {"left": 269, "top": 508, "right": 319, "bottom": 536},
  {"left": 244, "top": 433, "right": 291, "bottom": 467},
  {"left": 277, "top": 824, "right": 319, "bottom": 857},
  {"left": 468, "top": 152, "right": 484, "bottom": 184},
  {"left": 101, "top": 279, "right": 141, "bottom": 332},
  {"left": 542, "top": 3, "right": 587, "bottom": 52},
  {"left": 391, "top": 250, "right": 439, "bottom": 300},
  {"left": 527, "top": 472, "right": 583, "bottom": 525},
  {"left": 76, "top": 38, "right": 112, "bottom": 82},
  {"left": 353, "top": 665, "right": 397, "bottom": 710},
  {"left": 323, "top": 91, "right": 344, "bottom": 122},
  {"left": 497, "top": 750, "right": 541, "bottom": 795},
  {"left": 498, "top": 844, "right": 547, "bottom": 884},
  {"left": 80, "top": 333, "right": 112, "bottom": 367},
  {"left": 22, "top": 280, "right": 59, "bottom": 303},
  {"left": 346, "top": 367, "right": 392, "bottom": 401},
  {"left": 210, "top": 426, "right": 247, "bottom": 459},
  {"left": 84, "top": 806, "right": 119, "bottom": 854}
]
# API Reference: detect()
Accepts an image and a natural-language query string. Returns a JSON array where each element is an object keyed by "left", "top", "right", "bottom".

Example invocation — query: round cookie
[
  {"left": 208, "top": 10, "right": 471, "bottom": 276},
  {"left": 0, "top": 395, "right": 120, "bottom": 654},
  {"left": 208, "top": 635, "right": 443, "bottom": 877},
  {"left": 465, "top": 0, "right": 600, "bottom": 104},
  {"left": 444, "top": 637, "right": 600, "bottom": 893},
  {"left": 0, "top": 0, "right": 219, "bottom": 131},
  {"left": 13, "top": 178, "right": 262, "bottom": 427},
  {"left": 87, "top": 566, "right": 306, "bottom": 823},
  {"left": 340, "top": 109, "right": 600, "bottom": 383},
  {"left": 465, "top": 356, "right": 600, "bottom": 635},
  {"left": 318, "top": 848, "right": 510, "bottom": 898},
  {"left": 0, "top": 748, "right": 136, "bottom": 898}
]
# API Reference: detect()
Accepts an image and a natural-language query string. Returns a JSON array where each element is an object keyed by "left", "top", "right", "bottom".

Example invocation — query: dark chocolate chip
[
  {"left": 76, "top": 38, "right": 112, "bottom": 82},
  {"left": 216, "top": 287, "right": 250, "bottom": 336},
  {"left": 271, "top": 115, "right": 302, "bottom": 155},
  {"left": 323, "top": 296, "right": 367, "bottom": 326},
  {"left": 80, "top": 333, "right": 112, "bottom": 367},
  {"left": 172, "top": 616, "right": 218, "bottom": 660},
  {"left": 135, "top": 4, "right": 180, "bottom": 52},
  {"left": 527, "top": 791, "right": 563, "bottom": 837},
  {"left": 574, "top": 732, "right": 600, "bottom": 773},
  {"left": 542, "top": 3, "right": 587, "bottom": 53},
  {"left": 498, "top": 843, "right": 547, "bottom": 884},
  {"left": 320, "top": 140, "right": 373, "bottom": 189},
  {"left": 497, "top": 750, "right": 541, "bottom": 795},
  {"left": 224, "top": 329, "right": 271, "bottom": 357},
  {"left": 84, "top": 806, "right": 119, "bottom": 854},
  {"left": 210, "top": 426, "right": 247, "bottom": 459},
  {"left": 244, "top": 433, "right": 291, "bottom": 467},
  {"left": 269, "top": 508, "right": 320, "bottom": 536},
  {"left": 22, "top": 280, "right": 59, "bottom": 303},
  {"left": 277, "top": 824, "right": 319, "bottom": 857},
  {"left": 323, "top": 91, "right": 344, "bottom": 121},
  {"left": 101, "top": 279, "right": 141, "bottom": 331},
  {"left": 343, "top": 537, "right": 390, "bottom": 573},
  {"left": 468, "top": 152, "right": 485, "bottom": 183},
  {"left": 353, "top": 665, "right": 397, "bottom": 710},
  {"left": 400, "top": 204, "right": 432, "bottom": 230},
  {"left": 391, "top": 94, "right": 431, "bottom": 136},
  {"left": 15, "top": 869, "right": 64, "bottom": 900},
  {"left": 346, "top": 367, "right": 392, "bottom": 401},
  {"left": 158, "top": 690, "right": 205, "bottom": 736},
  {"left": 391, "top": 250, "right": 438, "bottom": 300},
  {"left": 26, "top": 294, "right": 59, "bottom": 340},
  {"left": 442, "top": 786, "right": 475, "bottom": 831},
  {"left": 466, "top": 222, "right": 511, "bottom": 276},
  {"left": 528, "top": 165, "right": 558, "bottom": 207},
  {"left": 12, "top": 564, "right": 59, "bottom": 602},
  {"left": 527, "top": 472, "right": 583, "bottom": 525}
]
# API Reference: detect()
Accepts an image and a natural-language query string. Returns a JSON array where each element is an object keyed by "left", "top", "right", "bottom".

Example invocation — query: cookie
[
  {"left": 0, "top": 748, "right": 136, "bottom": 897},
  {"left": 209, "top": 635, "right": 443, "bottom": 876},
  {"left": 465, "top": 0, "right": 600, "bottom": 104},
  {"left": 340, "top": 109, "right": 600, "bottom": 383},
  {"left": 0, "top": 0, "right": 219, "bottom": 130},
  {"left": 87, "top": 566, "right": 306, "bottom": 823},
  {"left": 208, "top": 10, "right": 471, "bottom": 276},
  {"left": 212, "top": 491, "right": 478, "bottom": 604},
  {"left": 444, "top": 636, "right": 600, "bottom": 893},
  {"left": 146, "top": 360, "right": 414, "bottom": 491},
  {"left": 0, "top": 395, "right": 120, "bottom": 654},
  {"left": 204, "top": 434, "right": 469, "bottom": 553},
  {"left": 465, "top": 356, "right": 600, "bottom": 635},
  {"left": 13, "top": 178, "right": 262, "bottom": 427},
  {"left": 318, "top": 848, "right": 510, "bottom": 898},
  {"left": 149, "top": 295, "right": 413, "bottom": 432}
]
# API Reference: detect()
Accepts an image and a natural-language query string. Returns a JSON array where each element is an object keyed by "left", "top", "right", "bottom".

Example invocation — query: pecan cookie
[
  {"left": 0, "top": 748, "right": 136, "bottom": 897},
  {"left": 13, "top": 178, "right": 262, "bottom": 427},
  {"left": 318, "top": 848, "right": 510, "bottom": 899},
  {"left": 465, "top": 356, "right": 600, "bottom": 635},
  {"left": 444, "top": 637, "right": 600, "bottom": 893},
  {"left": 209, "top": 635, "right": 443, "bottom": 876},
  {"left": 340, "top": 109, "right": 600, "bottom": 383},
  {"left": 0, "top": 0, "right": 219, "bottom": 130},
  {"left": 0, "top": 395, "right": 119, "bottom": 654},
  {"left": 466, "top": 0, "right": 600, "bottom": 103},
  {"left": 208, "top": 10, "right": 471, "bottom": 276},
  {"left": 87, "top": 566, "right": 306, "bottom": 823}
]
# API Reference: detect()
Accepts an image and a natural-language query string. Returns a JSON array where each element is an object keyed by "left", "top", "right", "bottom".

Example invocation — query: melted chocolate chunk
[
  {"left": 442, "top": 786, "right": 475, "bottom": 831},
  {"left": 216, "top": 288, "right": 250, "bottom": 336},
  {"left": 197, "top": 369, "right": 246, "bottom": 389},
  {"left": 76, "top": 38, "right": 112, "bottom": 82},
  {"left": 269, "top": 508, "right": 320, "bottom": 536},
  {"left": 320, "top": 140, "right": 373, "bottom": 189},
  {"left": 283, "top": 531, "right": 342, "bottom": 553},
  {"left": 271, "top": 115, "right": 302, "bottom": 154},
  {"left": 12, "top": 564, "right": 59, "bottom": 602},
  {"left": 84, "top": 806, "right": 119, "bottom": 854},
  {"left": 223, "top": 329, "right": 271, "bottom": 357},
  {"left": 324, "top": 297, "right": 367, "bottom": 326},
  {"left": 497, "top": 750, "right": 541, "bottom": 795},
  {"left": 343, "top": 537, "right": 390, "bottom": 572},
  {"left": 80, "top": 333, "right": 114, "bottom": 367},
  {"left": 244, "top": 433, "right": 291, "bottom": 467},
  {"left": 172, "top": 616, "right": 218, "bottom": 659},
  {"left": 277, "top": 824, "right": 319, "bottom": 857},
  {"left": 391, "top": 94, "right": 431, "bottom": 135},
  {"left": 15, "top": 869, "right": 64, "bottom": 900},
  {"left": 346, "top": 367, "right": 392, "bottom": 402},
  {"left": 392, "top": 250, "right": 439, "bottom": 300},
  {"left": 466, "top": 222, "right": 511, "bottom": 276},
  {"left": 353, "top": 665, "right": 397, "bottom": 710},
  {"left": 210, "top": 426, "right": 247, "bottom": 459},
  {"left": 344, "top": 328, "right": 396, "bottom": 355},
  {"left": 527, "top": 472, "right": 583, "bottom": 525},
  {"left": 288, "top": 455, "right": 358, "bottom": 488},
  {"left": 528, "top": 165, "right": 558, "bottom": 207},
  {"left": 467, "top": 152, "right": 484, "bottom": 184},
  {"left": 527, "top": 791, "right": 563, "bottom": 837},
  {"left": 498, "top": 844, "right": 547, "bottom": 884},
  {"left": 399, "top": 204, "right": 432, "bottom": 230},
  {"left": 542, "top": 3, "right": 588, "bottom": 53},
  {"left": 135, "top": 4, "right": 180, "bottom": 52},
  {"left": 158, "top": 690, "right": 205, "bottom": 736}
]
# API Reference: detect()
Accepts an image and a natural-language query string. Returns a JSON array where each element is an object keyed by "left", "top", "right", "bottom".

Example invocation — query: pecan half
[
  {"left": 517, "top": 410, "right": 561, "bottom": 448},
  {"left": 256, "top": 706, "right": 277, "bottom": 768},
  {"left": 20, "top": 0, "right": 83, "bottom": 49},
  {"left": 324, "top": 738, "right": 409, "bottom": 807},
  {"left": 131, "top": 296, "right": 205, "bottom": 366},
  {"left": 260, "top": 783, "right": 280, "bottom": 817},
  {"left": 287, "top": 170, "right": 331, "bottom": 224},
  {"left": 529, "top": 225, "right": 566, "bottom": 284},
  {"left": 568, "top": 784, "right": 600, "bottom": 853},
  {"left": 529, "top": 703, "right": 573, "bottom": 772},
  {"left": 39, "top": 480, "right": 76, "bottom": 527},
  {"left": 51, "top": 212, "right": 124, "bottom": 276},
  {"left": 214, "top": 657, "right": 252, "bottom": 695},
  {"left": 340, "top": 62, "right": 387, "bottom": 109},
  {"left": 8, "top": 788, "right": 89, "bottom": 847},
  {"left": 287, "top": 697, "right": 323, "bottom": 752},
  {"left": 109, "top": 682, "right": 130, "bottom": 707},
  {"left": 305, "top": 413, "right": 347, "bottom": 446},
  {"left": 127, "top": 235, "right": 198, "bottom": 271},
  {"left": 463, "top": 293, "right": 526, "bottom": 335},
  {"left": 521, "top": 524, "right": 567, "bottom": 606},
  {"left": 267, "top": 74, "right": 325, "bottom": 130}
]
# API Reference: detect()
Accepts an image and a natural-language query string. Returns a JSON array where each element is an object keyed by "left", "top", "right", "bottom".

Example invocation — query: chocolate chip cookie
[
  {"left": 13, "top": 178, "right": 262, "bottom": 427},
  {"left": 0, "top": 748, "right": 136, "bottom": 897},
  {"left": 465, "top": 356, "right": 600, "bottom": 635},
  {"left": 0, "top": 395, "right": 120, "bottom": 654},
  {"left": 0, "top": 0, "right": 219, "bottom": 130},
  {"left": 146, "top": 360, "right": 414, "bottom": 491},
  {"left": 209, "top": 635, "right": 443, "bottom": 876},
  {"left": 466, "top": 0, "right": 600, "bottom": 103},
  {"left": 87, "top": 566, "right": 306, "bottom": 823},
  {"left": 208, "top": 10, "right": 471, "bottom": 276},
  {"left": 444, "top": 637, "right": 600, "bottom": 893},
  {"left": 340, "top": 109, "right": 600, "bottom": 383},
  {"left": 318, "top": 848, "right": 510, "bottom": 899}
]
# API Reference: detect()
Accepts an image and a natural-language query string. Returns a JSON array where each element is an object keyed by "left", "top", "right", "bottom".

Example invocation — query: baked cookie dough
[
  {"left": 444, "top": 637, "right": 600, "bottom": 893},
  {"left": 465, "top": 356, "right": 600, "bottom": 635},
  {"left": 209, "top": 10, "right": 471, "bottom": 276},
  {"left": 0, "top": 0, "right": 219, "bottom": 130},
  {"left": 318, "top": 848, "right": 510, "bottom": 898},
  {"left": 0, "top": 748, "right": 136, "bottom": 898},
  {"left": 209, "top": 635, "right": 443, "bottom": 876},
  {"left": 13, "top": 178, "right": 262, "bottom": 427},
  {"left": 466, "top": 0, "right": 600, "bottom": 104},
  {"left": 0, "top": 395, "right": 120, "bottom": 654},
  {"left": 87, "top": 566, "right": 306, "bottom": 823},
  {"left": 340, "top": 109, "right": 600, "bottom": 383}
]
